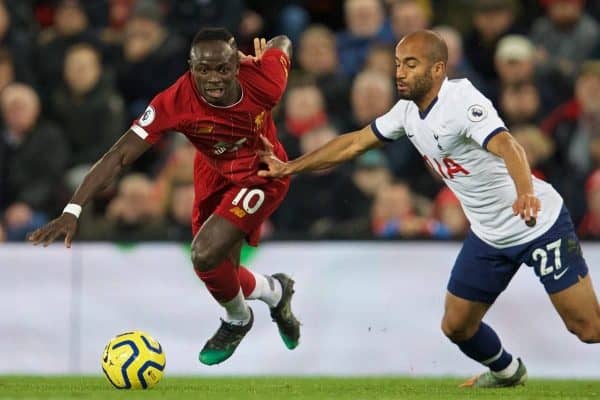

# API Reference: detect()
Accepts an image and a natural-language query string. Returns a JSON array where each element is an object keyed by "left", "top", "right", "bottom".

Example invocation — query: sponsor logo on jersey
[
  {"left": 212, "top": 138, "right": 248, "bottom": 155},
  {"left": 213, "top": 143, "right": 227, "bottom": 155},
  {"left": 467, "top": 104, "right": 487, "bottom": 122},
  {"left": 423, "top": 155, "right": 470, "bottom": 179},
  {"left": 139, "top": 106, "right": 155, "bottom": 127},
  {"left": 229, "top": 206, "right": 247, "bottom": 218}
]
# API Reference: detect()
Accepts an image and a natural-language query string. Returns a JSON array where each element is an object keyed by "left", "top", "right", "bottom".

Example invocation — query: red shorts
[{"left": 191, "top": 161, "right": 290, "bottom": 246}]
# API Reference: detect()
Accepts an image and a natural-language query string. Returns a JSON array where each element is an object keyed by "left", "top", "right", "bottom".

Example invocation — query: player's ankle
[
  {"left": 269, "top": 275, "right": 283, "bottom": 307},
  {"left": 224, "top": 313, "right": 252, "bottom": 326},
  {"left": 491, "top": 357, "right": 519, "bottom": 379}
]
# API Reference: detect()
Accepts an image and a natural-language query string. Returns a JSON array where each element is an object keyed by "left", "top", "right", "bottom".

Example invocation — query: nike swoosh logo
[
  {"left": 553, "top": 267, "right": 569, "bottom": 280},
  {"left": 407, "top": 133, "right": 414, "bottom": 138}
]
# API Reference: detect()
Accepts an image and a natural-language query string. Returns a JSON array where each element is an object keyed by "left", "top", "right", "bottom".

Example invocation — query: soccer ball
[{"left": 101, "top": 330, "right": 166, "bottom": 389}]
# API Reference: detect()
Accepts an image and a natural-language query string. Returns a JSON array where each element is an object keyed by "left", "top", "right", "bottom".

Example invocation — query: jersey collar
[
  {"left": 418, "top": 96, "right": 438, "bottom": 119},
  {"left": 418, "top": 78, "right": 448, "bottom": 120}
]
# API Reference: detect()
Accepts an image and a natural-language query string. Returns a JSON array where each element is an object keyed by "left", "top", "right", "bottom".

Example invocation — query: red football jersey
[{"left": 131, "top": 48, "right": 290, "bottom": 186}]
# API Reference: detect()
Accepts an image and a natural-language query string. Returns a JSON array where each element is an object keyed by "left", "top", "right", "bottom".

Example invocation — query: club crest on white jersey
[{"left": 467, "top": 104, "right": 487, "bottom": 122}]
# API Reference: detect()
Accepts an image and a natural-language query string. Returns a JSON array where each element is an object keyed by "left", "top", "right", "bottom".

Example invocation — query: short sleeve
[
  {"left": 131, "top": 89, "right": 176, "bottom": 145},
  {"left": 459, "top": 83, "right": 508, "bottom": 149},
  {"left": 371, "top": 100, "right": 408, "bottom": 142},
  {"left": 250, "top": 48, "right": 290, "bottom": 106}
]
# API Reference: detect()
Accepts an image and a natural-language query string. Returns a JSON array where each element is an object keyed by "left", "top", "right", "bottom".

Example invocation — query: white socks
[
  {"left": 491, "top": 357, "right": 519, "bottom": 379},
  {"left": 218, "top": 271, "right": 283, "bottom": 325},
  {"left": 220, "top": 289, "right": 251, "bottom": 326},
  {"left": 247, "top": 270, "right": 282, "bottom": 308}
]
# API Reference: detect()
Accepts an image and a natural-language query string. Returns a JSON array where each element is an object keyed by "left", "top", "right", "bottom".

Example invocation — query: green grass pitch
[{"left": 1, "top": 376, "right": 600, "bottom": 400}]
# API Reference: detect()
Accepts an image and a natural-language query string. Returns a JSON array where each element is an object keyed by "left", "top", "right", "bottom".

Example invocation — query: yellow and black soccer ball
[{"left": 101, "top": 330, "right": 166, "bottom": 389}]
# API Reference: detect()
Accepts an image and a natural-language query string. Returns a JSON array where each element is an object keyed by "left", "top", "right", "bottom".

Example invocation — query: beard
[{"left": 398, "top": 71, "right": 433, "bottom": 102}]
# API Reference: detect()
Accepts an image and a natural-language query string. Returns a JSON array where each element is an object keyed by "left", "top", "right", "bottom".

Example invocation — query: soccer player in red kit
[{"left": 28, "top": 28, "right": 301, "bottom": 366}]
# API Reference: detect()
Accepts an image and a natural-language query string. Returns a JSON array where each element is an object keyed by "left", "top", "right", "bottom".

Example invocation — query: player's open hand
[
  {"left": 27, "top": 213, "right": 78, "bottom": 248},
  {"left": 238, "top": 37, "right": 268, "bottom": 62},
  {"left": 257, "top": 135, "right": 291, "bottom": 178},
  {"left": 512, "top": 193, "right": 541, "bottom": 227}
]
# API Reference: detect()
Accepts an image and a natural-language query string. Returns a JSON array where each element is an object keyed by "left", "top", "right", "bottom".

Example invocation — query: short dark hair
[
  {"left": 191, "top": 28, "right": 236, "bottom": 49},
  {"left": 407, "top": 30, "right": 448, "bottom": 65},
  {"left": 427, "top": 33, "right": 448, "bottom": 65}
]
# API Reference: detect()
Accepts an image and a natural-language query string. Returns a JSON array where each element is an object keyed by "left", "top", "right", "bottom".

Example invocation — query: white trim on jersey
[
  {"left": 482, "top": 127, "right": 508, "bottom": 150},
  {"left": 370, "top": 121, "right": 395, "bottom": 142},
  {"left": 131, "top": 124, "right": 149, "bottom": 140}
]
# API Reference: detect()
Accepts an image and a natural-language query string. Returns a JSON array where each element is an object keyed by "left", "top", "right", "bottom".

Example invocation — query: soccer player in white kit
[{"left": 257, "top": 30, "right": 600, "bottom": 388}]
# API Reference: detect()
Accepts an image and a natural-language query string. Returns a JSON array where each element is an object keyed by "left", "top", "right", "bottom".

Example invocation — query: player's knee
[
  {"left": 441, "top": 318, "right": 476, "bottom": 342},
  {"left": 190, "top": 244, "right": 220, "bottom": 272}
]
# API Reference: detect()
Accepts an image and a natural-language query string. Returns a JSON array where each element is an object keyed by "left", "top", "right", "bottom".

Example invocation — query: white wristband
[{"left": 63, "top": 203, "right": 82, "bottom": 219}]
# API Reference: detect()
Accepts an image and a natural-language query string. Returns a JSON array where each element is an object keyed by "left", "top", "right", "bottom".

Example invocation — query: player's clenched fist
[
  {"left": 28, "top": 213, "right": 78, "bottom": 248},
  {"left": 512, "top": 193, "right": 541, "bottom": 226}
]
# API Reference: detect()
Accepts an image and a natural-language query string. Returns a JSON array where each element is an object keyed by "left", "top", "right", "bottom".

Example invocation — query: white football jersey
[{"left": 372, "top": 78, "right": 563, "bottom": 248}]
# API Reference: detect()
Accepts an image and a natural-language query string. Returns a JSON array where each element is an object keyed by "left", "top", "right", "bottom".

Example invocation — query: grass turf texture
[{"left": 1, "top": 376, "right": 599, "bottom": 400}]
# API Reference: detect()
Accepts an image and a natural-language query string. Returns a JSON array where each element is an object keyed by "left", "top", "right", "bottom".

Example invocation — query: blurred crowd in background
[{"left": 0, "top": 0, "right": 599, "bottom": 243}]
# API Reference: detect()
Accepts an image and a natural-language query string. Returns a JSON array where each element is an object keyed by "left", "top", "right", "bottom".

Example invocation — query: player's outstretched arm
[
  {"left": 28, "top": 130, "right": 151, "bottom": 247},
  {"left": 239, "top": 35, "right": 291, "bottom": 61},
  {"left": 486, "top": 131, "right": 540, "bottom": 225},
  {"left": 266, "top": 35, "right": 292, "bottom": 59},
  {"left": 258, "top": 125, "right": 383, "bottom": 178}
]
